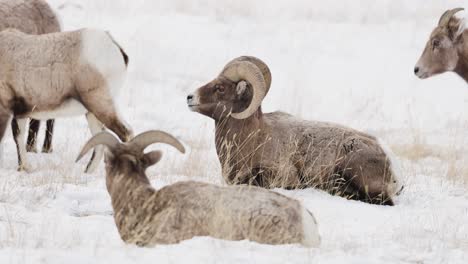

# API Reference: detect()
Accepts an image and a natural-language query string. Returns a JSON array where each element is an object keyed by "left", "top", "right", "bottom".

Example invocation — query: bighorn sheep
[
  {"left": 414, "top": 8, "right": 468, "bottom": 82},
  {"left": 187, "top": 56, "right": 401, "bottom": 205},
  {"left": 0, "top": 0, "right": 62, "bottom": 154},
  {"left": 0, "top": 28, "right": 132, "bottom": 172},
  {"left": 76, "top": 130, "right": 320, "bottom": 247}
]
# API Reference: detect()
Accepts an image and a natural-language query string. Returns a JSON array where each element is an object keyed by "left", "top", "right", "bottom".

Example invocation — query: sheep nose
[
  {"left": 187, "top": 94, "right": 193, "bottom": 101},
  {"left": 414, "top": 67, "right": 419, "bottom": 74}
]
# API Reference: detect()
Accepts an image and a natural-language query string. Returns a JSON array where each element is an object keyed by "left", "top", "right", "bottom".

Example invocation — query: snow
[{"left": 1, "top": 0, "right": 468, "bottom": 263}]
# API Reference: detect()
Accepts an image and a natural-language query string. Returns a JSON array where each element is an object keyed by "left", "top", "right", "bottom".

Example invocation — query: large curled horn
[
  {"left": 438, "top": 8, "right": 464, "bottom": 27},
  {"left": 220, "top": 60, "right": 267, "bottom": 119},
  {"left": 76, "top": 132, "right": 119, "bottom": 162},
  {"left": 129, "top": 130, "right": 185, "bottom": 154},
  {"left": 223, "top": 56, "right": 272, "bottom": 95}
]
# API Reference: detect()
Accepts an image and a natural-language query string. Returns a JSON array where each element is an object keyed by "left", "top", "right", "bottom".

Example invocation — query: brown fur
[
  {"left": 94, "top": 133, "right": 319, "bottom": 247},
  {"left": 0, "top": 0, "right": 61, "bottom": 153},
  {"left": 415, "top": 11, "right": 468, "bottom": 82},
  {"left": 0, "top": 0, "right": 60, "bottom": 34},
  {"left": 189, "top": 62, "right": 398, "bottom": 205}
]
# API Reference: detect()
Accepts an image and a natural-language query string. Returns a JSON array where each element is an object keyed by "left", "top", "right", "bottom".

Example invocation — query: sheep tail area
[
  {"left": 105, "top": 31, "right": 129, "bottom": 67},
  {"left": 301, "top": 207, "right": 321, "bottom": 247}
]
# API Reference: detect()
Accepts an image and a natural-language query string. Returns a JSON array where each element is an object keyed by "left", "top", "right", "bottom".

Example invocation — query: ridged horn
[
  {"left": 223, "top": 56, "right": 272, "bottom": 95},
  {"left": 129, "top": 130, "right": 186, "bottom": 154},
  {"left": 438, "top": 8, "right": 464, "bottom": 27},
  {"left": 220, "top": 60, "right": 266, "bottom": 119},
  {"left": 76, "top": 132, "right": 119, "bottom": 162}
]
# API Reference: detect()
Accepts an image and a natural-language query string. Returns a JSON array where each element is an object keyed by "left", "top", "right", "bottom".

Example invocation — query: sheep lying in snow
[
  {"left": 187, "top": 56, "right": 401, "bottom": 205},
  {"left": 76, "top": 130, "right": 320, "bottom": 247},
  {"left": 0, "top": 0, "right": 62, "bottom": 153},
  {"left": 0, "top": 28, "right": 132, "bottom": 172}
]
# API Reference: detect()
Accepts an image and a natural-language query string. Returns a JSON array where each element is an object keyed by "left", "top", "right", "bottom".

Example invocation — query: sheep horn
[
  {"left": 76, "top": 132, "right": 119, "bottom": 162},
  {"left": 438, "top": 8, "right": 464, "bottom": 27},
  {"left": 223, "top": 56, "right": 272, "bottom": 95},
  {"left": 129, "top": 130, "right": 186, "bottom": 154},
  {"left": 221, "top": 60, "right": 266, "bottom": 119}
]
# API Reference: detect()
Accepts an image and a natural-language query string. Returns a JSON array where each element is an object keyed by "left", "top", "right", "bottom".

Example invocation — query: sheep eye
[
  {"left": 432, "top": 39, "right": 440, "bottom": 49},
  {"left": 216, "top": 85, "right": 225, "bottom": 93}
]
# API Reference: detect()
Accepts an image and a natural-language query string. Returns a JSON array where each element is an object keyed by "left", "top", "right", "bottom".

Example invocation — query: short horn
[
  {"left": 76, "top": 132, "right": 119, "bottom": 162},
  {"left": 221, "top": 60, "right": 266, "bottom": 119},
  {"left": 439, "top": 8, "right": 464, "bottom": 27},
  {"left": 223, "top": 56, "right": 272, "bottom": 95},
  {"left": 129, "top": 130, "right": 186, "bottom": 154}
]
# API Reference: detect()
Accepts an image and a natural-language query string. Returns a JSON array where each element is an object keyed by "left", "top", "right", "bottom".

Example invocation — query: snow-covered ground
[{"left": 1, "top": 0, "right": 468, "bottom": 263}]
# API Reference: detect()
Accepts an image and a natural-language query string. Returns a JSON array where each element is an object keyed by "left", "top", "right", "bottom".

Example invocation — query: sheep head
[
  {"left": 188, "top": 56, "right": 271, "bottom": 120},
  {"left": 414, "top": 8, "right": 465, "bottom": 79},
  {"left": 76, "top": 130, "right": 185, "bottom": 176}
]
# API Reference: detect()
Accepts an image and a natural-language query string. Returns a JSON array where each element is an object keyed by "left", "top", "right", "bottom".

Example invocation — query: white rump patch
[
  {"left": 301, "top": 206, "right": 320, "bottom": 248},
  {"left": 80, "top": 28, "right": 127, "bottom": 99},
  {"left": 377, "top": 137, "right": 403, "bottom": 196}
]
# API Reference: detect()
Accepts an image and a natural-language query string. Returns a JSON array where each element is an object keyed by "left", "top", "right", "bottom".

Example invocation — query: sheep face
[
  {"left": 76, "top": 130, "right": 185, "bottom": 190},
  {"left": 414, "top": 8, "right": 465, "bottom": 79},
  {"left": 187, "top": 77, "right": 253, "bottom": 120}
]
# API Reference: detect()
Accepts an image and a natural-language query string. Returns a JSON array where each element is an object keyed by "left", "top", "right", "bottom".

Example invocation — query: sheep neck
[
  {"left": 106, "top": 169, "right": 157, "bottom": 219},
  {"left": 214, "top": 108, "right": 264, "bottom": 147},
  {"left": 455, "top": 31, "right": 468, "bottom": 83},
  {"left": 214, "top": 108, "right": 267, "bottom": 182}
]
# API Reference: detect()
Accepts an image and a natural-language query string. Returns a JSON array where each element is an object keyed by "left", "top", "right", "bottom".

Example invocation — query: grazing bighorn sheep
[
  {"left": 0, "top": 28, "right": 132, "bottom": 172},
  {"left": 415, "top": 8, "right": 468, "bottom": 82},
  {"left": 76, "top": 130, "right": 320, "bottom": 247},
  {"left": 0, "top": 0, "right": 62, "bottom": 154},
  {"left": 187, "top": 56, "right": 401, "bottom": 205}
]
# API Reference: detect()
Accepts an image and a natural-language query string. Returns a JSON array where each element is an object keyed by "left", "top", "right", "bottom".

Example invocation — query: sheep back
[{"left": 0, "top": 0, "right": 60, "bottom": 34}]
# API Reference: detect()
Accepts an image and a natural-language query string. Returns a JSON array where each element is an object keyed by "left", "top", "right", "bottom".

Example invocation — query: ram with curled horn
[
  {"left": 76, "top": 130, "right": 320, "bottom": 247},
  {"left": 188, "top": 56, "right": 402, "bottom": 205},
  {"left": 414, "top": 8, "right": 468, "bottom": 82}
]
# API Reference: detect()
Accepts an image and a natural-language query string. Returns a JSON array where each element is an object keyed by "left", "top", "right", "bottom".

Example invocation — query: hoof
[
  {"left": 42, "top": 147, "right": 53, "bottom": 154},
  {"left": 17, "top": 164, "right": 33, "bottom": 173},
  {"left": 26, "top": 146, "right": 38, "bottom": 153}
]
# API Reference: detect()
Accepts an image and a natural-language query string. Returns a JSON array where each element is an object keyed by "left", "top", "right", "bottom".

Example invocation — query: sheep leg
[
  {"left": 80, "top": 90, "right": 133, "bottom": 142},
  {"left": 41, "top": 119, "right": 54, "bottom": 153},
  {"left": 12, "top": 118, "right": 32, "bottom": 172},
  {"left": 0, "top": 114, "right": 8, "bottom": 141},
  {"left": 0, "top": 110, "right": 10, "bottom": 165},
  {"left": 26, "top": 119, "right": 40, "bottom": 153},
  {"left": 84, "top": 113, "right": 105, "bottom": 173}
]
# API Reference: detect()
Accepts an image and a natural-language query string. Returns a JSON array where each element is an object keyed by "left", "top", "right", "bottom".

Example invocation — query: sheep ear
[
  {"left": 236, "top": 81, "right": 248, "bottom": 95},
  {"left": 448, "top": 17, "right": 465, "bottom": 41},
  {"left": 143, "top": 150, "right": 163, "bottom": 168}
]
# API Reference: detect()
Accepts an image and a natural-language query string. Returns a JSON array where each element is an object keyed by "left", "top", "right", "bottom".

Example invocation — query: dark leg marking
[
  {"left": 26, "top": 119, "right": 40, "bottom": 153},
  {"left": 42, "top": 119, "right": 54, "bottom": 153},
  {"left": 11, "top": 118, "right": 22, "bottom": 167}
]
